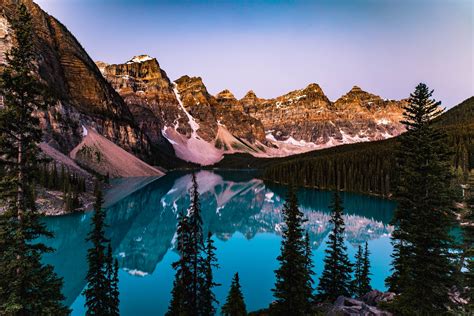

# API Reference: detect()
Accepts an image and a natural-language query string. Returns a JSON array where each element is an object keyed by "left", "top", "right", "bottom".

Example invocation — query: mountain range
[
  {"left": 0, "top": 0, "right": 464, "bottom": 177},
  {"left": 98, "top": 55, "right": 406, "bottom": 166}
]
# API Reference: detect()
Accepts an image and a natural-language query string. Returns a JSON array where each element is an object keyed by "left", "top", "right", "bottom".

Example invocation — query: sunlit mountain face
[{"left": 41, "top": 170, "right": 395, "bottom": 314}]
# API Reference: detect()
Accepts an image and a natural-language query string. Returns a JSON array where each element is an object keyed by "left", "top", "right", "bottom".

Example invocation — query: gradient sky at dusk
[{"left": 35, "top": 0, "right": 473, "bottom": 107}]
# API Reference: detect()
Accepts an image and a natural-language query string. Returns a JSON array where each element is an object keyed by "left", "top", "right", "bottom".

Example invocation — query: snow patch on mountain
[
  {"left": 127, "top": 55, "right": 154, "bottom": 64},
  {"left": 173, "top": 84, "right": 200, "bottom": 135},
  {"left": 163, "top": 87, "right": 270, "bottom": 165},
  {"left": 162, "top": 126, "right": 223, "bottom": 165}
]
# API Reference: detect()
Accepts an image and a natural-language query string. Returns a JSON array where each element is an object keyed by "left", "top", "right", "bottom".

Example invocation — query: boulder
[
  {"left": 328, "top": 296, "right": 393, "bottom": 316},
  {"left": 361, "top": 290, "right": 396, "bottom": 306}
]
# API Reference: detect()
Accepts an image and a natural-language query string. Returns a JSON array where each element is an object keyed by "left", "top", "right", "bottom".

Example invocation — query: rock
[
  {"left": 99, "top": 56, "right": 191, "bottom": 144},
  {"left": 361, "top": 290, "right": 396, "bottom": 306},
  {"left": 328, "top": 296, "right": 393, "bottom": 316},
  {"left": 0, "top": 0, "right": 150, "bottom": 159},
  {"left": 448, "top": 285, "right": 469, "bottom": 306},
  {"left": 174, "top": 75, "right": 267, "bottom": 144},
  {"left": 70, "top": 128, "right": 164, "bottom": 178},
  {"left": 213, "top": 83, "right": 407, "bottom": 152}
]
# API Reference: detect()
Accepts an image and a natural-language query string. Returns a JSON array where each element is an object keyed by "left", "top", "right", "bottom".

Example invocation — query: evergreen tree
[
  {"left": 303, "top": 231, "right": 315, "bottom": 303},
  {"left": 361, "top": 242, "right": 372, "bottom": 296},
  {"left": 222, "top": 273, "right": 247, "bottom": 316},
  {"left": 188, "top": 173, "right": 206, "bottom": 313},
  {"left": 83, "top": 187, "right": 111, "bottom": 315},
  {"left": 111, "top": 259, "right": 120, "bottom": 314},
  {"left": 386, "top": 83, "right": 456, "bottom": 314},
  {"left": 167, "top": 211, "right": 193, "bottom": 316},
  {"left": 463, "top": 174, "right": 474, "bottom": 308},
  {"left": 352, "top": 242, "right": 372, "bottom": 298},
  {"left": 0, "top": 3, "right": 69, "bottom": 315},
  {"left": 200, "top": 232, "right": 220, "bottom": 316},
  {"left": 270, "top": 187, "right": 314, "bottom": 315},
  {"left": 317, "top": 191, "right": 353, "bottom": 303},
  {"left": 168, "top": 174, "right": 220, "bottom": 316},
  {"left": 352, "top": 245, "right": 364, "bottom": 298},
  {"left": 105, "top": 243, "right": 120, "bottom": 316},
  {"left": 51, "top": 163, "right": 58, "bottom": 188}
]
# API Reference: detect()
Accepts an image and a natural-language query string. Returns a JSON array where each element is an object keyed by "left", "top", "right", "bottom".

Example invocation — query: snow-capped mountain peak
[{"left": 127, "top": 54, "right": 154, "bottom": 64}]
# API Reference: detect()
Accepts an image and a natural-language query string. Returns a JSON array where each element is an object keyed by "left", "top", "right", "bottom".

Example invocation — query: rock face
[
  {"left": 98, "top": 53, "right": 406, "bottom": 164},
  {"left": 0, "top": 0, "right": 149, "bottom": 159},
  {"left": 99, "top": 56, "right": 191, "bottom": 146},
  {"left": 328, "top": 295, "right": 393, "bottom": 316},
  {"left": 239, "top": 84, "right": 406, "bottom": 149},
  {"left": 99, "top": 61, "right": 268, "bottom": 165},
  {"left": 174, "top": 76, "right": 266, "bottom": 144},
  {"left": 361, "top": 290, "right": 396, "bottom": 306}
]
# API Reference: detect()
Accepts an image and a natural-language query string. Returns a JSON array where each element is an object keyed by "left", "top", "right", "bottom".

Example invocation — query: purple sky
[{"left": 35, "top": 0, "right": 473, "bottom": 107}]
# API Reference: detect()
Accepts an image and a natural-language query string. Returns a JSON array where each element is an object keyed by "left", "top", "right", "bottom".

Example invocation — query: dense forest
[{"left": 262, "top": 97, "right": 474, "bottom": 196}]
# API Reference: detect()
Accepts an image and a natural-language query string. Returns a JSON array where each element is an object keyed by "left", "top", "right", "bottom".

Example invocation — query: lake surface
[{"left": 41, "top": 170, "right": 396, "bottom": 315}]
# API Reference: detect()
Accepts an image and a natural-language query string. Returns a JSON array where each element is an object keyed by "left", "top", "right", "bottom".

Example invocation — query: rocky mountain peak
[
  {"left": 343, "top": 85, "right": 378, "bottom": 100},
  {"left": 127, "top": 54, "right": 154, "bottom": 64},
  {"left": 101, "top": 55, "right": 164, "bottom": 81},
  {"left": 175, "top": 75, "right": 210, "bottom": 97},
  {"left": 243, "top": 90, "right": 258, "bottom": 100},
  {"left": 304, "top": 83, "right": 324, "bottom": 94},
  {"left": 97, "top": 56, "right": 190, "bottom": 145},
  {"left": 216, "top": 89, "right": 236, "bottom": 101},
  {"left": 350, "top": 85, "right": 363, "bottom": 92},
  {"left": 95, "top": 61, "right": 108, "bottom": 74}
]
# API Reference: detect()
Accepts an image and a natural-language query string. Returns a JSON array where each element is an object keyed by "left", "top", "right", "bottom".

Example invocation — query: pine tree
[
  {"left": 200, "top": 232, "right": 220, "bottom": 316},
  {"left": 168, "top": 174, "right": 219, "bottom": 316},
  {"left": 361, "top": 242, "right": 372, "bottom": 296},
  {"left": 463, "top": 174, "right": 474, "bottom": 308},
  {"left": 105, "top": 243, "right": 120, "bottom": 316},
  {"left": 111, "top": 259, "right": 120, "bottom": 314},
  {"left": 386, "top": 83, "right": 456, "bottom": 314},
  {"left": 0, "top": 3, "right": 68, "bottom": 315},
  {"left": 352, "top": 245, "right": 364, "bottom": 298},
  {"left": 222, "top": 273, "right": 247, "bottom": 316},
  {"left": 270, "top": 187, "right": 314, "bottom": 315},
  {"left": 83, "top": 187, "right": 111, "bottom": 315},
  {"left": 303, "top": 231, "right": 315, "bottom": 303},
  {"left": 317, "top": 191, "right": 353, "bottom": 303},
  {"left": 188, "top": 173, "right": 206, "bottom": 313},
  {"left": 51, "top": 163, "right": 58, "bottom": 189},
  {"left": 167, "top": 211, "right": 194, "bottom": 316},
  {"left": 352, "top": 242, "right": 372, "bottom": 298}
]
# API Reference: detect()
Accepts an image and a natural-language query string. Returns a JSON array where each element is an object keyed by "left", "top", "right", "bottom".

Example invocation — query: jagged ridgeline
[{"left": 263, "top": 97, "right": 474, "bottom": 196}]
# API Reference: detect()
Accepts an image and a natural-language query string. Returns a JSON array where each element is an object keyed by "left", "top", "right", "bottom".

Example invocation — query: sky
[{"left": 35, "top": 0, "right": 473, "bottom": 108}]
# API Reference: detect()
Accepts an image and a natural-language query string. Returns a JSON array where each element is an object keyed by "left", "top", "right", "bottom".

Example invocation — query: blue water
[{"left": 41, "top": 170, "right": 396, "bottom": 315}]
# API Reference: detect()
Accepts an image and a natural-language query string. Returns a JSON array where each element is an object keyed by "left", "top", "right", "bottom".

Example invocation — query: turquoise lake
[{"left": 41, "top": 170, "right": 396, "bottom": 315}]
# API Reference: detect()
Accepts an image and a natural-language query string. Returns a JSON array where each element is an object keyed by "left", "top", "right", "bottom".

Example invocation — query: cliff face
[
  {"left": 174, "top": 76, "right": 266, "bottom": 144},
  {"left": 99, "top": 59, "right": 268, "bottom": 165},
  {"left": 237, "top": 84, "right": 406, "bottom": 148},
  {"left": 99, "top": 55, "right": 191, "bottom": 146},
  {"left": 0, "top": 0, "right": 149, "bottom": 158},
  {"left": 98, "top": 54, "right": 406, "bottom": 164}
]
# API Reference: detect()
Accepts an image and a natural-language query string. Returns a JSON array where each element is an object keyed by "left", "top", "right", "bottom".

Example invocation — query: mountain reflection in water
[{"left": 41, "top": 170, "right": 395, "bottom": 315}]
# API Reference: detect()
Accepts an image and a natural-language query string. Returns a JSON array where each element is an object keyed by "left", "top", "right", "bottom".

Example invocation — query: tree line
[
  {"left": 38, "top": 162, "right": 87, "bottom": 212},
  {"left": 263, "top": 98, "right": 474, "bottom": 197},
  {"left": 263, "top": 140, "right": 396, "bottom": 196}
]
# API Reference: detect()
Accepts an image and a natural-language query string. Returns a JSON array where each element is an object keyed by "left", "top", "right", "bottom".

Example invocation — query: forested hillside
[{"left": 262, "top": 97, "right": 474, "bottom": 196}]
